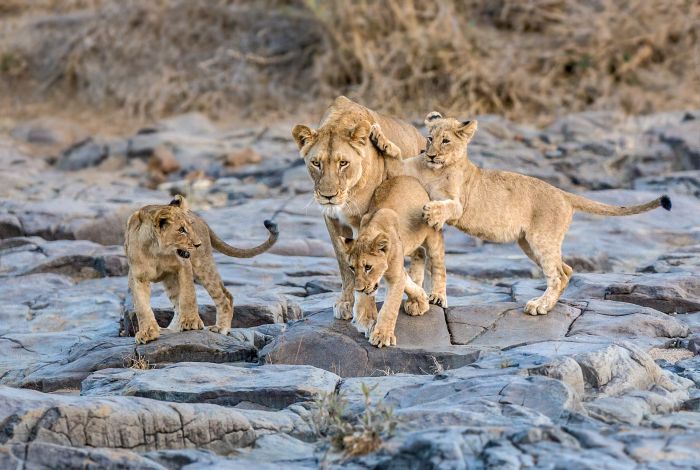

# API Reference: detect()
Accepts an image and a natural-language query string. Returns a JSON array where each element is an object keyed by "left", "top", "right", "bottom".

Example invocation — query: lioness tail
[
  {"left": 565, "top": 192, "right": 671, "bottom": 216},
  {"left": 209, "top": 220, "right": 279, "bottom": 258}
]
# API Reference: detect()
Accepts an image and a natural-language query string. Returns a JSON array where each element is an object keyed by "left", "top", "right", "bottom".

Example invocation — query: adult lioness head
[
  {"left": 132, "top": 196, "right": 202, "bottom": 259},
  {"left": 423, "top": 111, "right": 478, "bottom": 169},
  {"left": 292, "top": 118, "right": 372, "bottom": 209}
]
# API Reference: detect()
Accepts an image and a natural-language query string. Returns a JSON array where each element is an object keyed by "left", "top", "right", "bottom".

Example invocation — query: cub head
[
  {"left": 338, "top": 210, "right": 397, "bottom": 296},
  {"left": 292, "top": 120, "right": 373, "bottom": 209},
  {"left": 152, "top": 195, "right": 202, "bottom": 259},
  {"left": 423, "top": 111, "right": 478, "bottom": 169}
]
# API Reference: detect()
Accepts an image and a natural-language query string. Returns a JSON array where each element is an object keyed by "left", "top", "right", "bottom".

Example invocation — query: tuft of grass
[
  {"left": 123, "top": 351, "right": 151, "bottom": 370},
  {"left": 312, "top": 383, "right": 399, "bottom": 457}
]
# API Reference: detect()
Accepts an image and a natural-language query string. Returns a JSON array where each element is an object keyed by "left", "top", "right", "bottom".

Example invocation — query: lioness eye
[
  {"left": 339, "top": 160, "right": 348, "bottom": 167},
  {"left": 442, "top": 138, "right": 450, "bottom": 144},
  {"left": 179, "top": 227, "right": 187, "bottom": 234},
  {"left": 311, "top": 161, "right": 320, "bottom": 168},
  {"left": 364, "top": 265, "right": 372, "bottom": 273},
  {"left": 348, "top": 266, "right": 355, "bottom": 273}
]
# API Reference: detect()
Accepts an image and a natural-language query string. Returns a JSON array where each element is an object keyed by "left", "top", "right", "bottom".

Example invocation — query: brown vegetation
[{"left": 1, "top": 0, "right": 698, "bottom": 125}]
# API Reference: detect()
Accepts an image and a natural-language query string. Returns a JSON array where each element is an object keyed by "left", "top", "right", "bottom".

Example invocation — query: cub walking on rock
[
  {"left": 124, "top": 195, "right": 278, "bottom": 344},
  {"left": 370, "top": 113, "right": 671, "bottom": 316},
  {"left": 340, "top": 175, "right": 447, "bottom": 347}
]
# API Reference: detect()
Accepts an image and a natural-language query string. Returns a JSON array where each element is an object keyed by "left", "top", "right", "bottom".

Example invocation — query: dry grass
[
  {"left": 1, "top": 0, "right": 698, "bottom": 126},
  {"left": 123, "top": 351, "right": 152, "bottom": 370}
]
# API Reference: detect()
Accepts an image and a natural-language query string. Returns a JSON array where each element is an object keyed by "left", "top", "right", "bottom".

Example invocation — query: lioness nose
[{"left": 319, "top": 191, "right": 339, "bottom": 199}]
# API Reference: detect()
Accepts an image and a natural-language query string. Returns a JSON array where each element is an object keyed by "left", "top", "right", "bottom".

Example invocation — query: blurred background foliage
[{"left": 0, "top": 0, "right": 698, "bottom": 125}]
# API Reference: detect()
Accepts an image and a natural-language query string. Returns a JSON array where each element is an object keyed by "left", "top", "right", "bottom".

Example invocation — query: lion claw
[
  {"left": 429, "top": 293, "right": 448, "bottom": 308},
  {"left": 135, "top": 323, "right": 160, "bottom": 344},
  {"left": 334, "top": 299, "right": 354, "bottom": 320}
]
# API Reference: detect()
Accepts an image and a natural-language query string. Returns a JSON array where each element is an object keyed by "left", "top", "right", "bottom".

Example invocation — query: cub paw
[
  {"left": 334, "top": 299, "right": 354, "bottom": 320},
  {"left": 404, "top": 291, "right": 430, "bottom": 316},
  {"left": 135, "top": 323, "right": 160, "bottom": 344},
  {"left": 177, "top": 315, "right": 205, "bottom": 331},
  {"left": 352, "top": 312, "right": 375, "bottom": 336},
  {"left": 524, "top": 298, "right": 551, "bottom": 316},
  {"left": 422, "top": 203, "right": 447, "bottom": 230},
  {"left": 207, "top": 325, "right": 230, "bottom": 335},
  {"left": 429, "top": 292, "right": 448, "bottom": 308},
  {"left": 369, "top": 327, "right": 397, "bottom": 348}
]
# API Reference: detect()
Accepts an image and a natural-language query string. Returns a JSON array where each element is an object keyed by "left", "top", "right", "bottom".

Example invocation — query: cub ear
[
  {"left": 372, "top": 234, "right": 389, "bottom": 254},
  {"left": 338, "top": 236, "right": 354, "bottom": 254},
  {"left": 169, "top": 194, "right": 189, "bottom": 210},
  {"left": 292, "top": 125, "right": 318, "bottom": 153},
  {"left": 349, "top": 120, "right": 371, "bottom": 146},
  {"left": 154, "top": 209, "right": 171, "bottom": 230},
  {"left": 456, "top": 120, "right": 478, "bottom": 142},
  {"left": 424, "top": 111, "right": 443, "bottom": 127}
]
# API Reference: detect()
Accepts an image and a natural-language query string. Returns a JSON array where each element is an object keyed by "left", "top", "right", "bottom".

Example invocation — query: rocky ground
[{"left": 1, "top": 109, "right": 699, "bottom": 469}]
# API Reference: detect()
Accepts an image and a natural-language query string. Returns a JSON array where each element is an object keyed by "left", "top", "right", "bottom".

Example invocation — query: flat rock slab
[
  {"left": 0, "top": 386, "right": 255, "bottom": 454},
  {"left": 260, "top": 308, "right": 480, "bottom": 377},
  {"left": 9, "top": 330, "right": 257, "bottom": 392},
  {"left": 81, "top": 362, "right": 340, "bottom": 410}
]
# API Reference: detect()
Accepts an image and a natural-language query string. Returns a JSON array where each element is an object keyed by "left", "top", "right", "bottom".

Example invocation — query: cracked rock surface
[{"left": 1, "top": 109, "right": 699, "bottom": 468}]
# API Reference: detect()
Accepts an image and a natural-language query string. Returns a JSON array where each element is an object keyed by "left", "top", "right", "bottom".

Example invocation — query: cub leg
[
  {"left": 403, "top": 272, "right": 429, "bottom": 316},
  {"left": 129, "top": 274, "right": 160, "bottom": 344},
  {"left": 369, "top": 123, "right": 402, "bottom": 159},
  {"left": 353, "top": 292, "right": 378, "bottom": 337},
  {"left": 162, "top": 274, "right": 181, "bottom": 330},
  {"left": 369, "top": 274, "right": 405, "bottom": 348},
  {"left": 423, "top": 199, "right": 463, "bottom": 231},
  {"left": 174, "top": 262, "right": 205, "bottom": 331},
  {"left": 408, "top": 246, "right": 426, "bottom": 287},
  {"left": 199, "top": 262, "right": 234, "bottom": 335},
  {"left": 424, "top": 229, "right": 448, "bottom": 307},
  {"left": 523, "top": 236, "right": 568, "bottom": 315}
]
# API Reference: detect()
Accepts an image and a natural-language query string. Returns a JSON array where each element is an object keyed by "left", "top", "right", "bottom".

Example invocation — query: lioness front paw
[
  {"left": 404, "top": 291, "right": 430, "bottom": 316},
  {"left": 429, "top": 292, "right": 448, "bottom": 308},
  {"left": 176, "top": 315, "right": 205, "bottom": 331},
  {"left": 334, "top": 299, "right": 354, "bottom": 320},
  {"left": 135, "top": 322, "right": 160, "bottom": 344},
  {"left": 524, "top": 297, "right": 551, "bottom": 316},
  {"left": 207, "top": 325, "right": 230, "bottom": 335},
  {"left": 422, "top": 202, "right": 448, "bottom": 230},
  {"left": 369, "top": 326, "right": 397, "bottom": 348}
]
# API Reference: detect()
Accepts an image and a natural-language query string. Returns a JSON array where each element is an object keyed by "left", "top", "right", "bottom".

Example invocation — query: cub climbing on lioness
[
  {"left": 370, "top": 113, "right": 672, "bottom": 316},
  {"left": 124, "top": 195, "right": 279, "bottom": 344},
  {"left": 340, "top": 175, "right": 447, "bottom": 348}
]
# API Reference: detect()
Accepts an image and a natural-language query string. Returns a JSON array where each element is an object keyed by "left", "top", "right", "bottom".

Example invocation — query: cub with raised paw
[
  {"left": 124, "top": 195, "right": 279, "bottom": 343},
  {"left": 340, "top": 175, "right": 447, "bottom": 347},
  {"left": 370, "top": 114, "right": 672, "bottom": 316}
]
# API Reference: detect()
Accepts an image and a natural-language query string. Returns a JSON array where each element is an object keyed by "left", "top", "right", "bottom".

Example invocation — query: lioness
[
  {"left": 370, "top": 113, "right": 672, "bottom": 316},
  {"left": 124, "top": 195, "right": 279, "bottom": 344},
  {"left": 292, "top": 96, "right": 426, "bottom": 328},
  {"left": 340, "top": 175, "right": 447, "bottom": 347}
]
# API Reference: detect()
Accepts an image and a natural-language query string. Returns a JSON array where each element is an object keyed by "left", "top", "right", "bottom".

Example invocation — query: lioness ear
[
  {"left": 424, "top": 111, "right": 442, "bottom": 127},
  {"left": 349, "top": 120, "right": 371, "bottom": 146},
  {"left": 456, "top": 120, "right": 478, "bottom": 142},
  {"left": 292, "top": 125, "right": 317, "bottom": 153},
  {"left": 169, "top": 194, "right": 189, "bottom": 211}
]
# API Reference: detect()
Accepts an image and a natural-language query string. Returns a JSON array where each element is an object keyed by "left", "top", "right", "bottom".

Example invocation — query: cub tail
[
  {"left": 209, "top": 220, "right": 279, "bottom": 258},
  {"left": 565, "top": 192, "right": 671, "bottom": 216}
]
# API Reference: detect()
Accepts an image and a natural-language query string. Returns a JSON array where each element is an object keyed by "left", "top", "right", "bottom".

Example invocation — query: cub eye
[
  {"left": 364, "top": 265, "right": 372, "bottom": 273},
  {"left": 427, "top": 137, "right": 433, "bottom": 143},
  {"left": 442, "top": 138, "right": 450, "bottom": 144},
  {"left": 179, "top": 227, "right": 187, "bottom": 234},
  {"left": 339, "top": 160, "right": 349, "bottom": 167},
  {"left": 311, "top": 161, "right": 321, "bottom": 168}
]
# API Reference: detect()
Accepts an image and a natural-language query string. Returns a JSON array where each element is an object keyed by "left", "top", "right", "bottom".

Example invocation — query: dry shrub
[
  {"left": 1, "top": 0, "right": 698, "bottom": 125},
  {"left": 312, "top": 0, "right": 700, "bottom": 123}
]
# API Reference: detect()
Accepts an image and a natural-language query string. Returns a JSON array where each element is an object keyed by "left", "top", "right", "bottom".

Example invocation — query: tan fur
[
  {"left": 370, "top": 113, "right": 671, "bottom": 316},
  {"left": 124, "top": 195, "right": 278, "bottom": 343},
  {"left": 339, "top": 176, "right": 447, "bottom": 347},
  {"left": 292, "top": 96, "right": 425, "bottom": 326}
]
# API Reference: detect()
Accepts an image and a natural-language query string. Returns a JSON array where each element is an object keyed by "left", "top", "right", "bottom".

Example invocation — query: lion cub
[
  {"left": 370, "top": 113, "right": 671, "bottom": 316},
  {"left": 340, "top": 175, "right": 447, "bottom": 348},
  {"left": 124, "top": 195, "right": 279, "bottom": 344}
]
